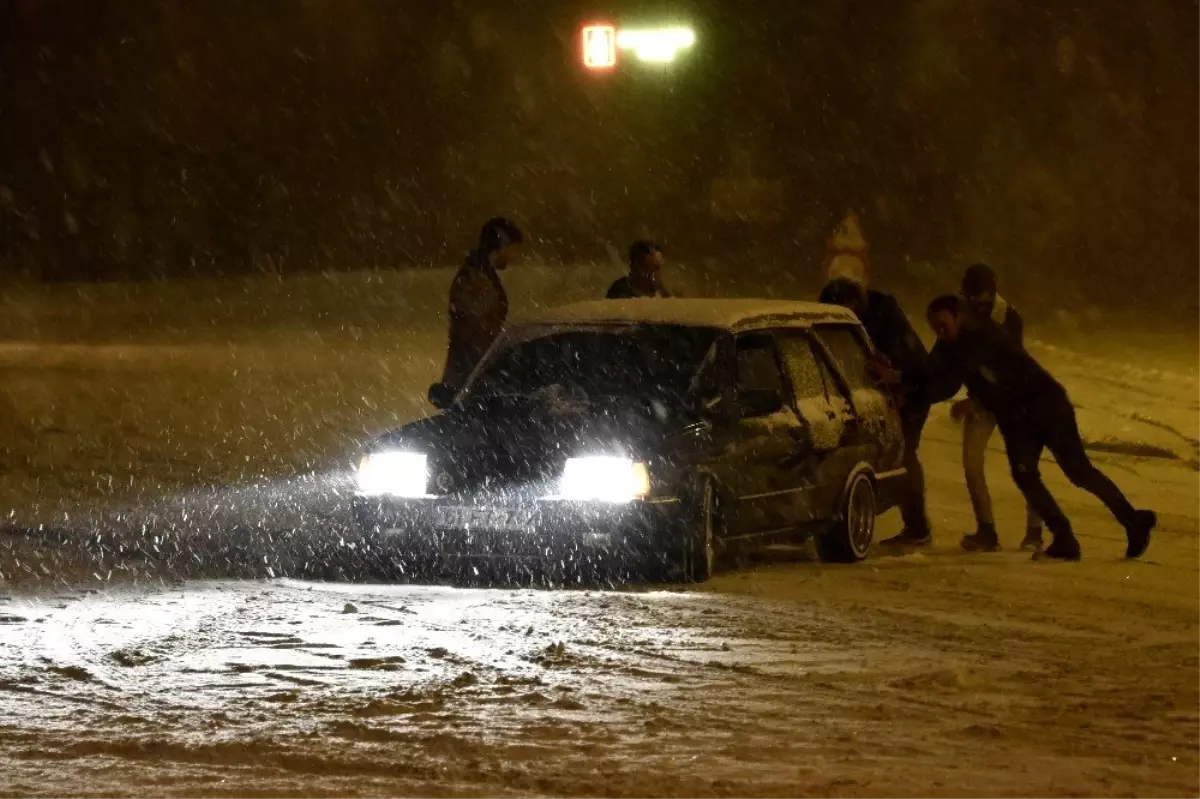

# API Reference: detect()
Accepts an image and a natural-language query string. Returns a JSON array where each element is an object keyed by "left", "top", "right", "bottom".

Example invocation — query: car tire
[
  {"left": 680, "top": 477, "right": 721, "bottom": 582},
  {"left": 816, "top": 472, "right": 876, "bottom": 563}
]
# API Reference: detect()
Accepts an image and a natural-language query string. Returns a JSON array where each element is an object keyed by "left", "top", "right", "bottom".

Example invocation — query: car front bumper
[{"left": 352, "top": 494, "right": 687, "bottom": 564}]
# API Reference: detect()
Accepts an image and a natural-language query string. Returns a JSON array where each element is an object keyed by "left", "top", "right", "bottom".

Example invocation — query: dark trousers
[
  {"left": 1000, "top": 397, "right": 1137, "bottom": 539},
  {"left": 900, "top": 404, "right": 931, "bottom": 535}
]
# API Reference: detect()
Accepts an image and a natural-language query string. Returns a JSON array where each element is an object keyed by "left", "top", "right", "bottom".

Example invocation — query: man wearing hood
[
  {"left": 429, "top": 216, "right": 523, "bottom": 409},
  {"left": 953, "top": 264, "right": 1043, "bottom": 552}
]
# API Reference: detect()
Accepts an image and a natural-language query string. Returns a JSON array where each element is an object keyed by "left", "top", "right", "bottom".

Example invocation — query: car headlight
[
  {"left": 356, "top": 451, "right": 428, "bottom": 497},
  {"left": 559, "top": 456, "right": 651, "bottom": 503}
]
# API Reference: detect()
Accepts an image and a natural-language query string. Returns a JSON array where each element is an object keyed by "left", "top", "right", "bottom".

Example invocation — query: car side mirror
[
  {"left": 428, "top": 382, "right": 455, "bottom": 410},
  {"left": 737, "top": 388, "right": 783, "bottom": 419},
  {"left": 788, "top": 420, "right": 839, "bottom": 454}
]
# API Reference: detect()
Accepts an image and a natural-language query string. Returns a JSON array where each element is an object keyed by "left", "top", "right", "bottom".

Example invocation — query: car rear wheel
[
  {"left": 816, "top": 472, "right": 876, "bottom": 563},
  {"left": 680, "top": 477, "right": 720, "bottom": 582}
]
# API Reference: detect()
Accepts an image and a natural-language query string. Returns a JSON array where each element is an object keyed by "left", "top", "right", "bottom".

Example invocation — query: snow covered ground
[{"left": 0, "top": 269, "right": 1196, "bottom": 796}]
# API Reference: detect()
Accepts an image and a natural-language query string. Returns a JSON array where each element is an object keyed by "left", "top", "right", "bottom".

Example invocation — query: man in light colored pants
[
  {"left": 956, "top": 398, "right": 1043, "bottom": 551},
  {"left": 954, "top": 263, "right": 1044, "bottom": 552}
]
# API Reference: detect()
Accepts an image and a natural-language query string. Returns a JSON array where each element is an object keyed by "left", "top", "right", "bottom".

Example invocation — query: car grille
[{"left": 427, "top": 454, "right": 558, "bottom": 503}]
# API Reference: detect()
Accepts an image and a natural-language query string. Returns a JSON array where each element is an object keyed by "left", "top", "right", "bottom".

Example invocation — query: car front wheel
[
  {"left": 816, "top": 472, "right": 876, "bottom": 563},
  {"left": 679, "top": 477, "right": 720, "bottom": 582}
]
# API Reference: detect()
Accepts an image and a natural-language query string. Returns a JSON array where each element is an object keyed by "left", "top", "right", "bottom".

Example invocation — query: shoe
[
  {"left": 1124, "top": 510, "right": 1156, "bottom": 560},
  {"left": 961, "top": 525, "right": 1000, "bottom": 552},
  {"left": 880, "top": 528, "right": 932, "bottom": 548},
  {"left": 1032, "top": 534, "right": 1081, "bottom": 562},
  {"left": 1019, "top": 527, "right": 1044, "bottom": 552}
]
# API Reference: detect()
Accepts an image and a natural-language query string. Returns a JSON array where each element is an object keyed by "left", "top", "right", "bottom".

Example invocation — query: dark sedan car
[{"left": 353, "top": 299, "right": 907, "bottom": 582}]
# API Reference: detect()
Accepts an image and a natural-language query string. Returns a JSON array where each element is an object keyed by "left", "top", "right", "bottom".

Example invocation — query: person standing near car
[
  {"left": 606, "top": 240, "right": 673, "bottom": 299},
  {"left": 819, "top": 277, "right": 933, "bottom": 549},
  {"left": 953, "top": 263, "right": 1043, "bottom": 552},
  {"left": 919, "top": 293, "right": 1156, "bottom": 561},
  {"left": 428, "top": 216, "right": 523, "bottom": 409}
]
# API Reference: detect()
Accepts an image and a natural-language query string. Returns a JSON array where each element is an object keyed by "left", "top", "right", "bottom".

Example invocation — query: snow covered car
[{"left": 352, "top": 299, "right": 907, "bottom": 581}]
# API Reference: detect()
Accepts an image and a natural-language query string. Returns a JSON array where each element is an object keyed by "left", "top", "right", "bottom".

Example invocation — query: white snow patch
[
  {"left": 520, "top": 298, "right": 858, "bottom": 331},
  {"left": 796, "top": 396, "right": 849, "bottom": 451}
]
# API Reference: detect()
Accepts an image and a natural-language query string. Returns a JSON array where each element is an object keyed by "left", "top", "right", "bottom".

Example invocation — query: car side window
[
  {"left": 735, "top": 333, "right": 785, "bottom": 417},
  {"left": 815, "top": 354, "right": 848, "bottom": 401},
  {"left": 780, "top": 332, "right": 851, "bottom": 449},
  {"left": 735, "top": 335, "right": 781, "bottom": 391},
  {"left": 778, "top": 334, "right": 831, "bottom": 403},
  {"left": 813, "top": 324, "right": 872, "bottom": 392}
]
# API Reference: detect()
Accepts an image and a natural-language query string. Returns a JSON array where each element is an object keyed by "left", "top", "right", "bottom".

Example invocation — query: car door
[
  {"left": 810, "top": 322, "right": 905, "bottom": 472},
  {"left": 715, "top": 330, "right": 807, "bottom": 538},
  {"left": 776, "top": 331, "right": 861, "bottom": 524}
]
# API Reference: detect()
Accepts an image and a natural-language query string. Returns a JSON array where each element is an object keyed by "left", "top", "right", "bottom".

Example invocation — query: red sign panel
[{"left": 582, "top": 24, "right": 617, "bottom": 69}]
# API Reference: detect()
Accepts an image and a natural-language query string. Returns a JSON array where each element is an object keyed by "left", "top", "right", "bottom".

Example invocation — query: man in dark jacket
[
  {"left": 953, "top": 264, "right": 1042, "bottom": 552},
  {"left": 922, "top": 294, "right": 1155, "bottom": 561},
  {"left": 607, "top": 240, "right": 673, "bottom": 299},
  {"left": 819, "top": 278, "right": 933, "bottom": 547},
  {"left": 428, "top": 217, "right": 523, "bottom": 409}
]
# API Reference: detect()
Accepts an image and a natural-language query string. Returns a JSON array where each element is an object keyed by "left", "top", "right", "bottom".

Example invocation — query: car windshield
[{"left": 464, "top": 325, "right": 719, "bottom": 407}]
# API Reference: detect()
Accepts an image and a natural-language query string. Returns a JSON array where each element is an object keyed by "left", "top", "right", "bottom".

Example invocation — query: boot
[
  {"left": 880, "top": 527, "right": 932, "bottom": 549},
  {"left": 1019, "top": 525, "right": 1044, "bottom": 552},
  {"left": 1033, "top": 530, "right": 1082, "bottom": 561},
  {"left": 1124, "top": 510, "right": 1156, "bottom": 559},
  {"left": 961, "top": 523, "right": 1000, "bottom": 552}
]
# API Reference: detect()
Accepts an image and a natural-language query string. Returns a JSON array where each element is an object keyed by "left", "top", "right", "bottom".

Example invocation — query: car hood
[{"left": 367, "top": 393, "right": 692, "bottom": 497}]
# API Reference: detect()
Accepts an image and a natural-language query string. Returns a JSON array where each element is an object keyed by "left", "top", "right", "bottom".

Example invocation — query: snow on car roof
[{"left": 521, "top": 298, "right": 859, "bottom": 331}]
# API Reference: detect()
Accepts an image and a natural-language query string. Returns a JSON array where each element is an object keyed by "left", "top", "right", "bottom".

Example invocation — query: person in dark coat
[
  {"left": 920, "top": 294, "right": 1156, "bottom": 561},
  {"left": 819, "top": 278, "right": 933, "bottom": 547},
  {"left": 606, "top": 240, "right": 673, "bottom": 299},
  {"left": 953, "top": 264, "right": 1042, "bottom": 552},
  {"left": 428, "top": 217, "right": 523, "bottom": 409}
]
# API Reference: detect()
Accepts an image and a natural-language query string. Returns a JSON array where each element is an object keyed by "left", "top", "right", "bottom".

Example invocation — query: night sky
[{"left": 0, "top": 0, "right": 1195, "bottom": 307}]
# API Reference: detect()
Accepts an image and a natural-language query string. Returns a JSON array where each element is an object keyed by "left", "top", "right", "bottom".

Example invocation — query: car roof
[{"left": 520, "top": 298, "right": 859, "bottom": 332}]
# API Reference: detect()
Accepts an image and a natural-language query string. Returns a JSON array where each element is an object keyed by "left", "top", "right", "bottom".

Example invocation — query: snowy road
[
  {"left": 0, "top": 321, "right": 1197, "bottom": 797},
  {"left": 1, "top": 427, "right": 1197, "bottom": 797}
]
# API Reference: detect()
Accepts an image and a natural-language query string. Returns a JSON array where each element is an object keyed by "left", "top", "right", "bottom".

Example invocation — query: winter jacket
[
  {"left": 606, "top": 276, "right": 672, "bottom": 299},
  {"left": 439, "top": 251, "right": 509, "bottom": 392},
  {"left": 986, "top": 294, "right": 1025, "bottom": 345},
  {"left": 858, "top": 289, "right": 930, "bottom": 410},
  {"left": 965, "top": 294, "right": 1025, "bottom": 405},
  {"left": 925, "top": 317, "right": 1068, "bottom": 428}
]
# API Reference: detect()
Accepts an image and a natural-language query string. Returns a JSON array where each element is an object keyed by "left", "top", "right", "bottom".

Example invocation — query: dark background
[{"left": 0, "top": 0, "right": 1196, "bottom": 307}]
